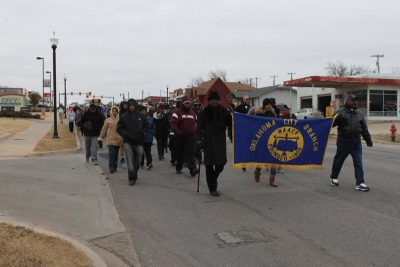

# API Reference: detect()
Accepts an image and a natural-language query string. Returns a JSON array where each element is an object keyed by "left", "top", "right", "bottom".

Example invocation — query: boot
[
  {"left": 254, "top": 169, "right": 261, "bottom": 183},
  {"left": 269, "top": 175, "right": 278, "bottom": 187}
]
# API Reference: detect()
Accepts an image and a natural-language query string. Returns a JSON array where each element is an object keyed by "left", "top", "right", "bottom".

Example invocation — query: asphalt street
[{"left": 98, "top": 140, "right": 400, "bottom": 267}]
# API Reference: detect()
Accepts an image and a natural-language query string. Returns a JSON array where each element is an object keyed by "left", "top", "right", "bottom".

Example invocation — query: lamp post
[
  {"left": 50, "top": 32, "right": 59, "bottom": 138},
  {"left": 46, "top": 71, "right": 51, "bottom": 107},
  {"left": 64, "top": 75, "right": 67, "bottom": 111},
  {"left": 36, "top": 57, "right": 45, "bottom": 107}
]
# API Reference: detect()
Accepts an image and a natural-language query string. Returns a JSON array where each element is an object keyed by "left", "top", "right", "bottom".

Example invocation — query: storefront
[{"left": 284, "top": 75, "right": 400, "bottom": 121}]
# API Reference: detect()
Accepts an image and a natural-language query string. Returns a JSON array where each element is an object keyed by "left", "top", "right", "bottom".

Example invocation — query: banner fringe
[{"left": 232, "top": 163, "right": 324, "bottom": 170}]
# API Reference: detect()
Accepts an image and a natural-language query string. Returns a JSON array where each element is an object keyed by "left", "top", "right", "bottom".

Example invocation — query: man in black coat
[
  {"left": 330, "top": 94, "right": 372, "bottom": 192},
  {"left": 153, "top": 103, "right": 170, "bottom": 160},
  {"left": 117, "top": 99, "right": 146, "bottom": 186},
  {"left": 81, "top": 104, "right": 105, "bottom": 165},
  {"left": 197, "top": 91, "right": 231, "bottom": 197}
]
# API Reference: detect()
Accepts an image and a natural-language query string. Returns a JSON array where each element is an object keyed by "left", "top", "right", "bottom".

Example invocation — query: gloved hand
[
  {"left": 98, "top": 140, "right": 103, "bottom": 149},
  {"left": 366, "top": 140, "right": 373, "bottom": 147}
]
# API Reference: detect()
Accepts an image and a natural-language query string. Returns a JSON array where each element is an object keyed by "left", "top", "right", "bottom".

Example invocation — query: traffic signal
[
  {"left": 79, "top": 92, "right": 81, "bottom": 96},
  {"left": 89, "top": 92, "right": 92, "bottom": 96},
  {"left": 71, "top": 92, "right": 73, "bottom": 96}
]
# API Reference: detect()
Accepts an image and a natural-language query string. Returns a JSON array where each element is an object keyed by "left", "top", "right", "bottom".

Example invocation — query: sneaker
[
  {"left": 355, "top": 183, "right": 369, "bottom": 192},
  {"left": 129, "top": 180, "right": 136, "bottom": 186},
  {"left": 147, "top": 163, "right": 153, "bottom": 169},
  {"left": 210, "top": 191, "right": 220, "bottom": 197},
  {"left": 91, "top": 160, "right": 99, "bottom": 165},
  {"left": 330, "top": 178, "right": 339, "bottom": 186}
]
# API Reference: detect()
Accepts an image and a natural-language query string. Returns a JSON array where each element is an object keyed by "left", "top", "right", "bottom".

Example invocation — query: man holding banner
[
  {"left": 248, "top": 98, "right": 279, "bottom": 186},
  {"left": 330, "top": 94, "right": 372, "bottom": 192}
]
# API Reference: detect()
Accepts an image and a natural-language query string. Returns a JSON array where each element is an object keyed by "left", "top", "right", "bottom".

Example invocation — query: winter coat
[
  {"left": 117, "top": 110, "right": 146, "bottom": 145},
  {"left": 235, "top": 103, "right": 251, "bottom": 114},
  {"left": 80, "top": 110, "right": 105, "bottom": 137},
  {"left": 99, "top": 108, "right": 122, "bottom": 146},
  {"left": 333, "top": 107, "right": 372, "bottom": 143},
  {"left": 144, "top": 116, "right": 156, "bottom": 143},
  {"left": 67, "top": 111, "right": 76, "bottom": 122},
  {"left": 197, "top": 105, "right": 231, "bottom": 166},
  {"left": 170, "top": 107, "right": 197, "bottom": 139},
  {"left": 153, "top": 112, "right": 169, "bottom": 139}
]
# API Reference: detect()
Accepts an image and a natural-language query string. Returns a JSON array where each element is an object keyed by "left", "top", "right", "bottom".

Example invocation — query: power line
[{"left": 249, "top": 77, "right": 261, "bottom": 88}]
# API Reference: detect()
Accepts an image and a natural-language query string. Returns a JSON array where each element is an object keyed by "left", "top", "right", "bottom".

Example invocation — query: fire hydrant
[{"left": 390, "top": 123, "right": 397, "bottom": 142}]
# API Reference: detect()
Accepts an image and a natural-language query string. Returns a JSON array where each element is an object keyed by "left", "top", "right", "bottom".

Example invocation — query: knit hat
[
  {"left": 263, "top": 98, "right": 273, "bottom": 107},
  {"left": 127, "top": 98, "right": 137, "bottom": 107},
  {"left": 182, "top": 96, "right": 191, "bottom": 105},
  {"left": 208, "top": 91, "right": 220, "bottom": 101}
]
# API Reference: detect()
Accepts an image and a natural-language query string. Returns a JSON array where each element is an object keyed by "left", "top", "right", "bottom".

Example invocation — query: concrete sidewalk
[
  {"left": 0, "top": 153, "right": 140, "bottom": 266},
  {"left": 0, "top": 118, "right": 52, "bottom": 157}
]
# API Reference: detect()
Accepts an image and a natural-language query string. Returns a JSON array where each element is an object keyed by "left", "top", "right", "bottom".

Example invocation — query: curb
[
  {"left": 31, "top": 127, "right": 82, "bottom": 157},
  {"left": 0, "top": 216, "right": 107, "bottom": 267}
]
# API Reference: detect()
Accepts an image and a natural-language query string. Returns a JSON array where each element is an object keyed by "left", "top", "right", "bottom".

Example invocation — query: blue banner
[{"left": 233, "top": 113, "right": 333, "bottom": 169}]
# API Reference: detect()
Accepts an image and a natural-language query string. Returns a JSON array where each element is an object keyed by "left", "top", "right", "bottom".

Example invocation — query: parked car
[
  {"left": 275, "top": 104, "right": 291, "bottom": 119},
  {"left": 294, "top": 108, "right": 324, "bottom": 119}
]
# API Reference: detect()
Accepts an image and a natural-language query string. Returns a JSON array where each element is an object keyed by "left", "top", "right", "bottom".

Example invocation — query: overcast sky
[{"left": 1, "top": 0, "right": 399, "bottom": 103}]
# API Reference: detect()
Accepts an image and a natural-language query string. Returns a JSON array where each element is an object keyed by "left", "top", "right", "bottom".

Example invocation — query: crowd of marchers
[{"left": 68, "top": 91, "right": 372, "bottom": 197}]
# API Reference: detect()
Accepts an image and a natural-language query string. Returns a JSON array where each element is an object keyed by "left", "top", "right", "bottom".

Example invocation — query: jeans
[
  {"left": 175, "top": 137, "right": 196, "bottom": 171},
  {"left": 124, "top": 143, "right": 143, "bottom": 182},
  {"left": 331, "top": 138, "right": 365, "bottom": 185},
  {"left": 108, "top": 145, "right": 120, "bottom": 172},
  {"left": 156, "top": 136, "right": 168, "bottom": 159},
  {"left": 141, "top": 142, "right": 153, "bottom": 165},
  {"left": 205, "top": 165, "right": 224, "bottom": 193},
  {"left": 85, "top": 136, "right": 99, "bottom": 161},
  {"left": 69, "top": 122, "right": 74, "bottom": 132}
]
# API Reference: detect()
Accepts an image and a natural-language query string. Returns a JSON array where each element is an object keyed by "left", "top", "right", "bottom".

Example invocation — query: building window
[{"left": 369, "top": 90, "right": 398, "bottom": 117}]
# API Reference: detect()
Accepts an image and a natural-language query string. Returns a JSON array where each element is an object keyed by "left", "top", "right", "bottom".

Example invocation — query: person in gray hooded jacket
[{"left": 330, "top": 94, "right": 372, "bottom": 192}]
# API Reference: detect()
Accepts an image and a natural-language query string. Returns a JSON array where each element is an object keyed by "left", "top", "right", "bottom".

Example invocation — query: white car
[{"left": 294, "top": 108, "right": 324, "bottom": 119}]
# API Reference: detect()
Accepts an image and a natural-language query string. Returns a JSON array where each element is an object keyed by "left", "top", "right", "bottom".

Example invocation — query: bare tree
[
  {"left": 188, "top": 76, "right": 204, "bottom": 88},
  {"left": 325, "top": 61, "right": 369, "bottom": 77},
  {"left": 209, "top": 69, "right": 227, "bottom": 81}
]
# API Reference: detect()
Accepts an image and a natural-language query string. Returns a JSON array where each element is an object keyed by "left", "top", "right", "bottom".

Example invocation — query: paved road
[{"left": 98, "top": 141, "right": 400, "bottom": 267}]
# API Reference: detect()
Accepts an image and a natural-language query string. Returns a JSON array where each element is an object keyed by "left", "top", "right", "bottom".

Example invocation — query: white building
[
  {"left": 284, "top": 74, "right": 400, "bottom": 120},
  {"left": 229, "top": 85, "right": 297, "bottom": 111}
]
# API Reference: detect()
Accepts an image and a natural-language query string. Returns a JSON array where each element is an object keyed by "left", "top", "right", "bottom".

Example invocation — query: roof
[
  {"left": 224, "top": 82, "right": 257, "bottom": 92},
  {"left": 195, "top": 78, "right": 257, "bottom": 96},
  {"left": 284, "top": 75, "right": 400, "bottom": 88},
  {"left": 230, "top": 85, "right": 294, "bottom": 98}
]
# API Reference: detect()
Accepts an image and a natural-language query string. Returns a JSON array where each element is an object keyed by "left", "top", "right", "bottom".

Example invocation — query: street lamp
[
  {"left": 50, "top": 32, "right": 59, "bottom": 138},
  {"left": 36, "top": 57, "right": 45, "bottom": 107},
  {"left": 64, "top": 75, "right": 67, "bottom": 111},
  {"left": 46, "top": 71, "right": 51, "bottom": 108}
]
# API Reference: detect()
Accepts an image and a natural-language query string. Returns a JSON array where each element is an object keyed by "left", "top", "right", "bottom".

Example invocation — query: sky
[{"left": 1, "top": 0, "right": 399, "bottom": 103}]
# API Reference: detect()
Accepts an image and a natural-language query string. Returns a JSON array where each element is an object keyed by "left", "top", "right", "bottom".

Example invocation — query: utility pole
[
  {"left": 142, "top": 90, "right": 144, "bottom": 104},
  {"left": 249, "top": 77, "right": 261, "bottom": 88},
  {"left": 166, "top": 86, "right": 169, "bottom": 104},
  {"left": 270, "top": 75, "right": 278, "bottom": 86},
  {"left": 371, "top": 54, "right": 384, "bottom": 74},
  {"left": 287, "top": 72, "right": 296, "bottom": 112}
]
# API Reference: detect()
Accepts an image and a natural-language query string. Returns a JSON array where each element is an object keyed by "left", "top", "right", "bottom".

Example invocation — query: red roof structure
[{"left": 284, "top": 76, "right": 400, "bottom": 88}]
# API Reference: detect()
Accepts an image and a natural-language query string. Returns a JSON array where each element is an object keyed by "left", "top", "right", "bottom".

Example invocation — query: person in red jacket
[{"left": 170, "top": 96, "right": 199, "bottom": 177}]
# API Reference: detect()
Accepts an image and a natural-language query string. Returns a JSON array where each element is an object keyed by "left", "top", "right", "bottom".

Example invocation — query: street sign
[{"left": 44, "top": 79, "right": 51, "bottom": 87}]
